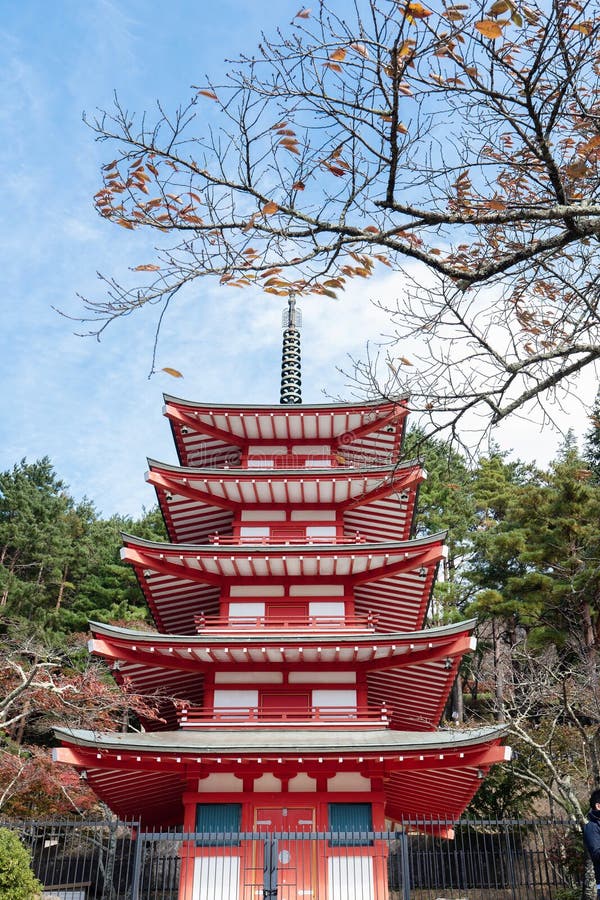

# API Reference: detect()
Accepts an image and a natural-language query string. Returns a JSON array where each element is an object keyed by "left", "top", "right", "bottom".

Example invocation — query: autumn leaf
[
  {"left": 397, "top": 122, "right": 409, "bottom": 134},
  {"left": 565, "top": 160, "right": 589, "bottom": 178},
  {"left": 132, "top": 264, "right": 161, "bottom": 272},
  {"left": 292, "top": 181, "right": 305, "bottom": 191},
  {"left": 295, "top": 7, "right": 311, "bottom": 17},
  {"left": 330, "top": 48, "right": 347, "bottom": 61},
  {"left": 262, "top": 201, "right": 279, "bottom": 215},
  {"left": 475, "top": 19, "right": 504, "bottom": 38},
  {"left": 323, "top": 62, "right": 343, "bottom": 72},
  {"left": 405, "top": 2, "right": 432, "bottom": 19},
  {"left": 116, "top": 218, "right": 135, "bottom": 229},
  {"left": 162, "top": 367, "right": 183, "bottom": 378},
  {"left": 398, "top": 39, "right": 416, "bottom": 57},
  {"left": 571, "top": 21, "right": 592, "bottom": 35},
  {"left": 399, "top": 357, "right": 413, "bottom": 365},
  {"left": 488, "top": 0, "right": 510, "bottom": 15},
  {"left": 583, "top": 135, "right": 600, "bottom": 152},
  {"left": 197, "top": 89, "right": 219, "bottom": 101}
]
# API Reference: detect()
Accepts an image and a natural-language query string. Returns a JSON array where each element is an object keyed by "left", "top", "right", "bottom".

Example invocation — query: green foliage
[
  {"left": 467, "top": 759, "right": 543, "bottom": 819},
  {"left": 0, "top": 458, "right": 165, "bottom": 642},
  {"left": 0, "top": 827, "right": 42, "bottom": 899}
]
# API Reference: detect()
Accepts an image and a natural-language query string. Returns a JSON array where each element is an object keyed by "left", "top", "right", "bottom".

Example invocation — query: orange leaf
[
  {"left": 405, "top": 2, "right": 432, "bottom": 18},
  {"left": 279, "top": 139, "right": 300, "bottom": 155},
  {"left": 292, "top": 181, "right": 305, "bottom": 191},
  {"left": 398, "top": 39, "right": 416, "bottom": 57},
  {"left": 571, "top": 21, "right": 592, "bottom": 34},
  {"left": 330, "top": 48, "right": 347, "bottom": 61},
  {"left": 262, "top": 201, "right": 279, "bottom": 215},
  {"left": 162, "top": 367, "right": 183, "bottom": 378},
  {"left": 116, "top": 218, "right": 135, "bottom": 229},
  {"left": 397, "top": 123, "right": 408, "bottom": 134},
  {"left": 323, "top": 62, "right": 343, "bottom": 72},
  {"left": 565, "top": 160, "right": 589, "bottom": 178},
  {"left": 133, "top": 264, "right": 161, "bottom": 271},
  {"left": 583, "top": 135, "right": 600, "bottom": 154},
  {"left": 399, "top": 357, "right": 413, "bottom": 365},
  {"left": 295, "top": 7, "right": 311, "bottom": 17},
  {"left": 475, "top": 19, "right": 503, "bottom": 37},
  {"left": 197, "top": 89, "right": 219, "bottom": 101},
  {"left": 103, "top": 159, "right": 118, "bottom": 171}
]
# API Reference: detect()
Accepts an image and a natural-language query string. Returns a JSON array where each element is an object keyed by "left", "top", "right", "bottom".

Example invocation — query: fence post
[
  {"left": 503, "top": 820, "right": 518, "bottom": 900},
  {"left": 263, "top": 837, "right": 279, "bottom": 899},
  {"left": 399, "top": 831, "right": 411, "bottom": 900},
  {"left": 130, "top": 831, "right": 144, "bottom": 900}
]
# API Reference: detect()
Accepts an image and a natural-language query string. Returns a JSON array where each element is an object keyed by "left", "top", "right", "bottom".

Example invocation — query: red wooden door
[{"left": 255, "top": 808, "right": 316, "bottom": 900}]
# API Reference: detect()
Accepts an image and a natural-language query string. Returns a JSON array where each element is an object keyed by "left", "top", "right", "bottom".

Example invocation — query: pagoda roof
[
  {"left": 90, "top": 619, "right": 476, "bottom": 732},
  {"left": 55, "top": 724, "right": 505, "bottom": 755},
  {"left": 163, "top": 396, "right": 409, "bottom": 468},
  {"left": 54, "top": 725, "right": 508, "bottom": 826},
  {"left": 121, "top": 533, "right": 445, "bottom": 635},
  {"left": 89, "top": 617, "right": 475, "bottom": 671},
  {"left": 147, "top": 458, "right": 424, "bottom": 543}
]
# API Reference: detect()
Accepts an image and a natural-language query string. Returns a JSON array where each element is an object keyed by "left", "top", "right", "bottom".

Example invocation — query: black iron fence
[{"left": 0, "top": 817, "right": 583, "bottom": 900}]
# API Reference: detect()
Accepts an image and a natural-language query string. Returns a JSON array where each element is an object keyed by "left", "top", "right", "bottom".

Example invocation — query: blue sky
[{"left": 1, "top": 0, "right": 597, "bottom": 517}]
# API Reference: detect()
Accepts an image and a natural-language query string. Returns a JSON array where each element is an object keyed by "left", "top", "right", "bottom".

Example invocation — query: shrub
[{"left": 0, "top": 827, "right": 42, "bottom": 899}]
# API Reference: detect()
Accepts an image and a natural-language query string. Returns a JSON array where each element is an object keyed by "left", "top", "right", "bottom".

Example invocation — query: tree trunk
[
  {"left": 493, "top": 621, "right": 505, "bottom": 724},
  {"left": 0, "top": 553, "right": 19, "bottom": 606},
  {"left": 582, "top": 854, "right": 596, "bottom": 900},
  {"left": 55, "top": 565, "right": 68, "bottom": 612},
  {"left": 450, "top": 674, "right": 464, "bottom": 724}
]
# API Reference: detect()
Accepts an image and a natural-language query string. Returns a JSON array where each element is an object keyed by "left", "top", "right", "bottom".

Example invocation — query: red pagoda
[{"left": 54, "top": 297, "right": 507, "bottom": 897}]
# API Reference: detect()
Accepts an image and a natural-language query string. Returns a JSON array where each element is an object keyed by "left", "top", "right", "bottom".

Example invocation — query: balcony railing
[
  {"left": 246, "top": 454, "right": 339, "bottom": 468},
  {"left": 209, "top": 530, "right": 366, "bottom": 545},
  {"left": 194, "top": 613, "right": 377, "bottom": 632},
  {"left": 177, "top": 705, "right": 390, "bottom": 728}
]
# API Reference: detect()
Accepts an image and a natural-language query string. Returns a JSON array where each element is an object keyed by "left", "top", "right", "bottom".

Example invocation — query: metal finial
[{"left": 280, "top": 293, "right": 302, "bottom": 405}]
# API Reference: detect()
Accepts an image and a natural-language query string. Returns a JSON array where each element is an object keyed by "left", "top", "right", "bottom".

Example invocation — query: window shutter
[
  {"left": 328, "top": 803, "right": 372, "bottom": 845},
  {"left": 195, "top": 803, "right": 242, "bottom": 844}
]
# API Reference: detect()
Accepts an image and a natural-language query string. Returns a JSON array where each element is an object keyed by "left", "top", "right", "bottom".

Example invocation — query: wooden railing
[
  {"left": 177, "top": 705, "right": 390, "bottom": 728},
  {"left": 208, "top": 531, "right": 366, "bottom": 545},
  {"left": 246, "top": 454, "right": 339, "bottom": 468},
  {"left": 194, "top": 613, "right": 377, "bottom": 632}
]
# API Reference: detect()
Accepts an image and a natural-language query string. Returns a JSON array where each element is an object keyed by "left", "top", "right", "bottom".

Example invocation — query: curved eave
[
  {"left": 121, "top": 532, "right": 446, "bottom": 583},
  {"left": 54, "top": 724, "right": 507, "bottom": 757},
  {"left": 90, "top": 619, "right": 476, "bottom": 675},
  {"left": 147, "top": 458, "right": 423, "bottom": 507}
]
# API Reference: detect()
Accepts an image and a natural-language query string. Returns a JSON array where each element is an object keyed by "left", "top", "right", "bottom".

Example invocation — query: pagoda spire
[{"left": 280, "top": 293, "right": 302, "bottom": 404}]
